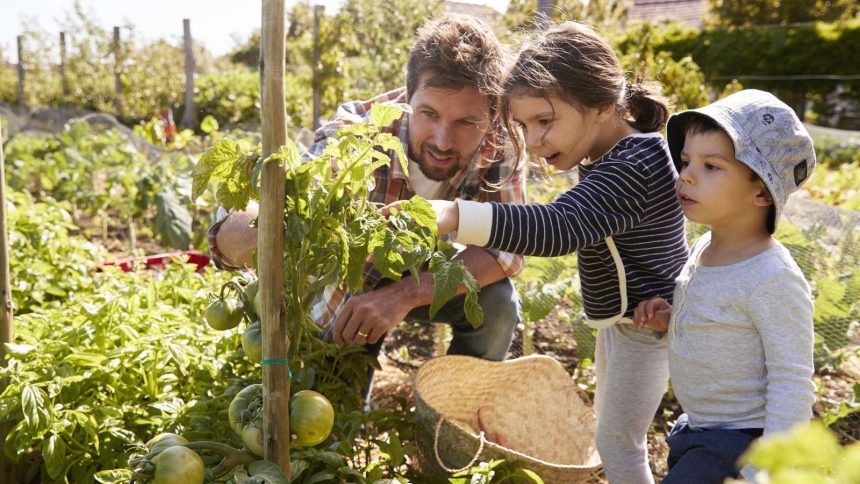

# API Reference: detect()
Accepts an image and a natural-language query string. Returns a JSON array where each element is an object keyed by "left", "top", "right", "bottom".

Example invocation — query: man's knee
[{"left": 477, "top": 278, "right": 521, "bottom": 330}]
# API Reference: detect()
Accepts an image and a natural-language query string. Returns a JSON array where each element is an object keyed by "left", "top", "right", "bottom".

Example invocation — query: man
[{"left": 208, "top": 16, "right": 525, "bottom": 389}]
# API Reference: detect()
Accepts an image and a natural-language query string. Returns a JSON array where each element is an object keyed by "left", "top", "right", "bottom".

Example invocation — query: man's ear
[{"left": 753, "top": 186, "right": 773, "bottom": 208}]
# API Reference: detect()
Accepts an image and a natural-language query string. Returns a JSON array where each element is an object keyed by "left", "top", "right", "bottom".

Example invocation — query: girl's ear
[{"left": 595, "top": 102, "right": 616, "bottom": 123}]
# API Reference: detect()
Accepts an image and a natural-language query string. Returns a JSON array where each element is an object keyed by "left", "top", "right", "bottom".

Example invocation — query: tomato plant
[{"left": 192, "top": 102, "right": 483, "bottom": 362}]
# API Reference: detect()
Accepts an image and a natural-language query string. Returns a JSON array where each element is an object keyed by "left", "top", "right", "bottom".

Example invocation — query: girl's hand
[
  {"left": 380, "top": 199, "right": 460, "bottom": 236},
  {"left": 633, "top": 297, "right": 671, "bottom": 333}
]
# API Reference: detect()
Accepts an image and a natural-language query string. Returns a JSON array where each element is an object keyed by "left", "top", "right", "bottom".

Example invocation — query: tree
[
  {"left": 501, "top": 0, "right": 628, "bottom": 43},
  {"left": 708, "top": 0, "right": 859, "bottom": 27}
]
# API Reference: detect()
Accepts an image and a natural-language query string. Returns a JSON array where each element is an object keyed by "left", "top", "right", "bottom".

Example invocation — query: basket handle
[{"left": 433, "top": 416, "right": 486, "bottom": 474}]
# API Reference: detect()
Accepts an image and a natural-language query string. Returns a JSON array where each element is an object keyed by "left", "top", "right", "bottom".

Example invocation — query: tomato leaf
[
  {"left": 368, "top": 103, "right": 407, "bottom": 129},
  {"left": 429, "top": 248, "right": 483, "bottom": 328},
  {"left": 374, "top": 132, "right": 409, "bottom": 175}
]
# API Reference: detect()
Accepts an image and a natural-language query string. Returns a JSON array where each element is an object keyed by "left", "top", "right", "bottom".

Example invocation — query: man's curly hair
[{"left": 406, "top": 15, "right": 508, "bottom": 122}]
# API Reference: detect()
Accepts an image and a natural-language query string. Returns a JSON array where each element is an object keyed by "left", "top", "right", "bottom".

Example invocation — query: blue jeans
[
  {"left": 325, "top": 277, "right": 521, "bottom": 401},
  {"left": 662, "top": 414, "right": 762, "bottom": 484}
]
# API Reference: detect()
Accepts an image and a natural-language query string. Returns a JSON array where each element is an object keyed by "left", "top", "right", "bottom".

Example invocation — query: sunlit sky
[{"left": 0, "top": 0, "right": 511, "bottom": 59}]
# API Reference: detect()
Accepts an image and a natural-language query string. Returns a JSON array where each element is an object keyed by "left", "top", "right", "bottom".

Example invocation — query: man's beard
[{"left": 408, "top": 142, "right": 481, "bottom": 182}]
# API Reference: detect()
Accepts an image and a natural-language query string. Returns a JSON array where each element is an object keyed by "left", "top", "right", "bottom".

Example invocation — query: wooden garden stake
[
  {"left": 259, "top": 0, "right": 290, "bottom": 473},
  {"left": 181, "top": 19, "right": 198, "bottom": 129},
  {"left": 113, "top": 27, "right": 122, "bottom": 117},
  {"left": 16, "top": 36, "right": 24, "bottom": 108},
  {"left": 537, "top": 0, "right": 554, "bottom": 28},
  {"left": 312, "top": 5, "right": 323, "bottom": 130},
  {"left": 0, "top": 122, "right": 18, "bottom": 482},
  {"left": 60, "top": 32, "right": 69, "bottom": 104},
  {"left": 0, "top": 124, "right": 13, "bottom": 368}
]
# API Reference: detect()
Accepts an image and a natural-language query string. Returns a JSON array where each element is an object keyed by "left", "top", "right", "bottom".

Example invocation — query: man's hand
[
  {"left": 215, "top": 201, "right": 259, "bottom": 268},
  {"left": 633, "top": 297, "right": 672, "bottom": 333},
  {"left": 380, "top": 199, "right": 460, "bottom": 236},
  {"left": 331, "top": 282, "right": 416, "bottom": 346}
]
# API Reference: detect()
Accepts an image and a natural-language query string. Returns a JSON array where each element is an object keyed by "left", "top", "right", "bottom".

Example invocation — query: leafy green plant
[
  {"left": 449, "top": 459, "right": 544, "bottom": 483},
  {"left": 0, "top": 263, "right": 248, "bottom": 482},
  {"left": 6, "top": 190, "right": 104, "bottom": 314},
  {"left": 192, "top": 103, "right": 482, "bottom": 361},
  {"left": 5, "top": 120, "right": 198, "bottom": 249},
  {"left": 735, "top": 421, "right": 860, "bottom": 483}
]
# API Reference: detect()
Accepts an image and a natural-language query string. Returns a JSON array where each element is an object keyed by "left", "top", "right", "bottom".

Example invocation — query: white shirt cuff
[{"left": 453, "top": 200, "right": 492, "bottom": 246}]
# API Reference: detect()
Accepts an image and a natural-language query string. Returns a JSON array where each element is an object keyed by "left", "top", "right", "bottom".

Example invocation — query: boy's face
[{"left": 677, "top": 130, "right": 771, "bottom": 231}]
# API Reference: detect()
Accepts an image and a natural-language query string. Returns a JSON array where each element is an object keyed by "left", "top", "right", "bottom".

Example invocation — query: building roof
[
  {"left": 444, "top": 1, "right": 500, "bottom": 24},
  {"left": 629, "top": 0, "right": 706, "bottom": 28}
]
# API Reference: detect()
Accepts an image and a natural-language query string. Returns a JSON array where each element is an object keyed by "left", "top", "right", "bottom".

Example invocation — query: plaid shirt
[{"left": 211, "top": 87, "right": 525, "bottom": 328}]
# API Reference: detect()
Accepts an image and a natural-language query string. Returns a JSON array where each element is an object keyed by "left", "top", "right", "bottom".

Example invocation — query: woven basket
[{"left": 414, "top": 355, "right": 602, "bottom": 483}]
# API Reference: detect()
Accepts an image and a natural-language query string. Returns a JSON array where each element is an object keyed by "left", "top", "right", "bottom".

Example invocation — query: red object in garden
[{"left": 98, "top": 250, "right": 211, "bottom": 273}]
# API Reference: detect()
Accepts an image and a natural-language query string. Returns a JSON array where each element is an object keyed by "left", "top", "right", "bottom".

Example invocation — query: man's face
[{"left": 407, "top": 74, "right": 492, "bottom": 181}]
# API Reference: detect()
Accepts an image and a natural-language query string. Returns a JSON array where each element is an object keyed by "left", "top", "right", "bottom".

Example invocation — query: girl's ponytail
[
  {"left": 623, "top": 78, "right": 670, "bottom": 133},
  {"left": 503, "top": 22, "right": 672, "bottom": 135}
]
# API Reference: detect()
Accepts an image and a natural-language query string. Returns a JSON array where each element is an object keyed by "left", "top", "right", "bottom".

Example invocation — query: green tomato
[
  {"left": 242, "top": 420, "right": 265, "bottom": 457},
  {"left": 228, "top": 383, "right": 262, "bottom": 436},
  {"left": 151, "top": 445, "right": 204, "bottom": 484},
  {"left": 290, "top": 390, "right": 334, "bottom": 447},
  {"left": 243, "top": 321, "right": 263, "bottom": 364},
  {"left": 204, "top": 298, "right": 242, "bottom": 331},
  {"left": 253, "top": 289, "right": 263, "bottom": 318},
  {"left": 145, "top": 433, "right": 189, "bottom": 455},
  {"left": 244, "top": 279, "right": 259, "bottom": 314}
]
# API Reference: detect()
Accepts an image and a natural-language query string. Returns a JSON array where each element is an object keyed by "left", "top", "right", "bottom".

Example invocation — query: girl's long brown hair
[{"left": 503, "top": 22, "right": 670, "bottom": 160}]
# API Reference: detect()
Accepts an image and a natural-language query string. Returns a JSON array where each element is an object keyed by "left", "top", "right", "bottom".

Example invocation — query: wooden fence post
[
  {"left": 0, "top": 122, "right": 18, "bottom": 482},
  {"left": 16, "top": 36, "right": 24, "bottom": 109},
  {"left": 312, "top": 5, "right": 324, "bottom": 130},
  {"left": 181, "top": 19, "right": 198, "bottom": 128},
  {"left": 537, "top": 0, "right": 554, "bottom": 28},
  {"left": 259, "top": 0, "right": 290, "bottom": 474},
  {"left": 60, "top": 32, "right": 69, "bottom": 104},
  {"left": 113, "top": 27, "right": 122, "bottom": 117}
]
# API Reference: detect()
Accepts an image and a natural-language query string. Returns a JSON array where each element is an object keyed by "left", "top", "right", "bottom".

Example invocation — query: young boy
[{"left": 633, "top": 89, "right": 817, "bottom": 483}]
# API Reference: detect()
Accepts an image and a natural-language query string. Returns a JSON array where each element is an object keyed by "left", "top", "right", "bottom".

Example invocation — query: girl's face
[{"left": 509, "top": 94, "right": 602, "bottom": 171}]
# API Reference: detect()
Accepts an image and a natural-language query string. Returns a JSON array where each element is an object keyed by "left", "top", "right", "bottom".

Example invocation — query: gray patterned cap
[{"left": 667, "top": 89, "right": 816, "bottom": 233}]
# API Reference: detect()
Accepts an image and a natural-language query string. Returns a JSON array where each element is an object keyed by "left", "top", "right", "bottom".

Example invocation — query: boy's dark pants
[{"left": 662, "top": 413, "right": 762, "bottom": 484}]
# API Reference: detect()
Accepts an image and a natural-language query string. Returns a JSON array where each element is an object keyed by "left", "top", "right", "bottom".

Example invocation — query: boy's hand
[
  {"left": 380, "top": 199, "right": 459, "bottom": 235},
  {"left": 633, "top": 297, "right": 671, "bottom": 333}
]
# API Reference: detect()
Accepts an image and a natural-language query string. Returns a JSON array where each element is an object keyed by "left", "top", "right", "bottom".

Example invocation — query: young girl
[{"left": 415, "top": 22, "right": 689, "bottom": 483}]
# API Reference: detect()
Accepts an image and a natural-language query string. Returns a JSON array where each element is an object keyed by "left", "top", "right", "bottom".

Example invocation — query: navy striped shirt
[{"left": 485, "top": 134, "right": 689, "bottom": 320}]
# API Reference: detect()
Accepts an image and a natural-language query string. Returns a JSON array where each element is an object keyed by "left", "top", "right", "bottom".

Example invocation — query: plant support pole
[
  {"left": 259, "top": 0, "right": 289, "bottom": 474},
  {"left": 113, "top": 27, "right": 122, "bottom": 117},
  {"left": 312, "top": 5, "right": 323, "bottom": 130},
  {"left": 181, "top": 19, "right": 198, "bottom": 128},
  {"left": 16, "top": 36, "right": 24, "bottom": 108},
  {"left": 0, "top": 124, "right": 12, "bottom": 367},
  {"left": 0, "top": 122, "right": 18, "bottom": 482},
  {"left": 60, "top": 32, "right": 69, "bottom": 104},
  {"left": 537, "top": 0, "right": 554, "bottom": 29}
]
